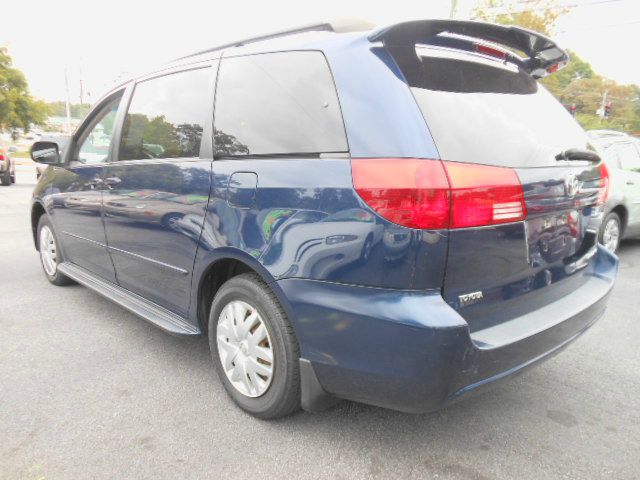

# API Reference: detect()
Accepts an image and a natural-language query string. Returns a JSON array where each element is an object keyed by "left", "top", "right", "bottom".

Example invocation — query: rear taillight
[
  {"left": 597, "top": 162, "right": 610, "bottom": 205},
  {"left": 352, "top": 158, "right": 527, "bottom": 230},
  {"left": 351, "top": 158, "right": 450, "bottom": 229},
  {"left": 443, "top": 161, "right": 527, "bottom": 228}
]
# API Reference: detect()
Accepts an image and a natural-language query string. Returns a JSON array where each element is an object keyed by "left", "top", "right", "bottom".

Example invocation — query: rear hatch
[{"left": 393, "top": 32, "right": 608, "bottom": 332}]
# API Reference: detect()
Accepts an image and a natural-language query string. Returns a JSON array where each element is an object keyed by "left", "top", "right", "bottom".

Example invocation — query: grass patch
[{"left": 11, "top": 150, "right": 30, "bottom": 158}]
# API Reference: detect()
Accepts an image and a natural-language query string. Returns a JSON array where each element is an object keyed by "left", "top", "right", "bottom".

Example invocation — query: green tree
[
  {"left": 472, "top": 0, "right": 640, "bottom": 134},
  {"left": 472, "top": 0, "right": 568, "bottom": 36},
  {"left": 0, "top": 47, "right": 47, "bottom": 133},
  {"left": 46, "top": 101, "right": 91, "bottom": 119},
  {"left": 543, "top": 50, "right": 596, "bottom": 96}
]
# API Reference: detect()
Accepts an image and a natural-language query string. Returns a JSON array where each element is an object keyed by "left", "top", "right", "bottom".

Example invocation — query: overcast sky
[{"left": 2, "top": 0, "right": 639, "bottom": 103}]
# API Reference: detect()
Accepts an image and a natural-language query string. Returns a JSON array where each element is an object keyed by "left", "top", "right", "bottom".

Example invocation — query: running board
[{"left": 57, "top": 262, "right": 201, "bottom": 336}]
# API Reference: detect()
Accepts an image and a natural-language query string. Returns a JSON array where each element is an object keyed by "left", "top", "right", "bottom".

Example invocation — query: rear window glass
[
  {"left": 213, "top": 51, "right": 348, "bottom": 156},
  {"left": 404, "top": 47, "right": 592, "bottom": 168}
]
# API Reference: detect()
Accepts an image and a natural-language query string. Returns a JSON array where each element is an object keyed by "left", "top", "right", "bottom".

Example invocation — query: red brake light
[
  {"left": 546, "top": 63, "right": 560, "bottom": 74},
  {"left": 443, "top": 161, "right": 527, "bottom": 228},
  {"left": 597, "top": 162, "right": 610, "bottom": 205},
  {"left": 352, "top": 159, "right": 527, "bottom": 230},
  {"left": 351, "top": 158, "right": 450, "bottom": 229},
  {"left": 474, "top": 43, "right": 507, "bottom": 61}
]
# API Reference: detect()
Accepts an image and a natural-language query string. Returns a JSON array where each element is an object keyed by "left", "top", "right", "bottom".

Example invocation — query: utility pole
[
  {"left": 64, "top": 67, "right": 72, "bottom": 134},
  {"left": 450, "top": 0, "right": 459, "bottom": 19},
  {"left": 79, "top": 59, "right": 84, "bottom": 105},
  {"left": 598, "top": 91, "right": 608, "bottom": 120}
]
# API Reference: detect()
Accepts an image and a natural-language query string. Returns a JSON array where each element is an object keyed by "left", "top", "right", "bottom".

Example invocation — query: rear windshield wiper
[{"left": 555, "top": 148, "right": 601, "bottom": 163}]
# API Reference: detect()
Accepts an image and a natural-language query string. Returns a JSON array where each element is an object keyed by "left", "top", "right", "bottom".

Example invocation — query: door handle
[{"left": 627, "top": 180, "right": 635, "bottom": 186}]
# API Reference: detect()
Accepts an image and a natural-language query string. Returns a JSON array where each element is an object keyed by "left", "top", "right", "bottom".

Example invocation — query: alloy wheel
[
  {"left": 39, "top": 225, "right": 58, "bottom": 276},
  {"left": 602, "top": 217, "right": 620, "bottom": 252}
]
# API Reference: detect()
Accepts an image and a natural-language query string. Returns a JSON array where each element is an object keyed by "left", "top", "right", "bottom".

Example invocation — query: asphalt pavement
[{"left": 1, "top": 165, "right": 639, "bottom": 480}]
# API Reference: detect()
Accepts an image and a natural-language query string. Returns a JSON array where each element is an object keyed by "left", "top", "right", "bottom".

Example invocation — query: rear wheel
[
  {"left": 600, "top": 212, "right": 621, "bottom": 253},
  {"left": 208, "top": 273, "right": 300, "bottom": 419},
  {"left": 37, "top": 216, "right": 74, "bottom": 286}
]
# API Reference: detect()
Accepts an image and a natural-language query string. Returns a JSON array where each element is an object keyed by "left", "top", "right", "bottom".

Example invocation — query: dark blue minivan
[{"left": 30, "top": 19, "right": 617, "bottom": 418}]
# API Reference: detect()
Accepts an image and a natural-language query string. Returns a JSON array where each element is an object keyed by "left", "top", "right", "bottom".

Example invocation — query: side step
[{"left": 57, "top": 262, "right": 201, "bottom": 336}]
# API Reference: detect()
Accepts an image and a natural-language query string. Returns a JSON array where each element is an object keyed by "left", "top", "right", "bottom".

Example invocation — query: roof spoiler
[{"left": 368, "top": 20, "right": 569, "bottom": 79}]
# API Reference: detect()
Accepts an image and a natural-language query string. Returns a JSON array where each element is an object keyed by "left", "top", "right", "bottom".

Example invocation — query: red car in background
[{"left": 0, "top": 142, "right": 16, "bottom": 186}]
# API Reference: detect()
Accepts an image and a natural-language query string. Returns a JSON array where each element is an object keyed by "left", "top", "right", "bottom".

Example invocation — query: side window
[
  {"left": 214, "top": 51, "right": 348, "bottom": 156},
  {"left": 602, "top": 145, "right": 620, "bottom": 169},
  {"left": 616, "top": 142, "right": 640, "bottom": 172},
  {"left": 119, "top": 68, "right": 210, "bottom": 161},
  {"left": 76, "top": 96, "right": 121, "bottom": 164}
]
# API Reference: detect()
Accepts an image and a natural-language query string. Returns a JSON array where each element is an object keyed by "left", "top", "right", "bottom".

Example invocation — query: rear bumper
[{"left": 278, "top": 246, "right": 618, "bottom": 413}]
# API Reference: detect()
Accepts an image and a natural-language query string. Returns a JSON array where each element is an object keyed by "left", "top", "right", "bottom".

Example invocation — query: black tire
[
  {"left": 37, "top": 215, "right": 74, "bottom": 286},
  {"left": 1, "top": 169, "right": 10, "bottom": 186},
  {"left": 208, "top": 273, "right": 300, "bottom": 419}
]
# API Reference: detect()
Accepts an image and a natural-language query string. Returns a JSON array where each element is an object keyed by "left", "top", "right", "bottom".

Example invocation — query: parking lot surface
[{"left": 2, "top": 166, "right": 639, "bottom": 480}]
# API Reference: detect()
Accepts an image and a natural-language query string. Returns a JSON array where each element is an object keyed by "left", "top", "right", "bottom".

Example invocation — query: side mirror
[{"left": 31, "top": 141, "right": 61, "bottom": 165}]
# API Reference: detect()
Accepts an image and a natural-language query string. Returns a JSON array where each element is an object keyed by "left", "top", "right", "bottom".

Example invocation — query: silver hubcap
[
  {"left": 216, "top": 300, "right": 274, "bottom": 398},
  {"left": 603, "top": 218, "right": 620, "bottom": 252},
  {"left": 39, "top": 225, "right": 58, "bottom": 276}
]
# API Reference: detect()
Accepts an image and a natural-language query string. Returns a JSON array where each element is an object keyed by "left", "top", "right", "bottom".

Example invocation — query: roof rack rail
[{"left": 176, "top": 18, "right": 376, "bottom": 61}]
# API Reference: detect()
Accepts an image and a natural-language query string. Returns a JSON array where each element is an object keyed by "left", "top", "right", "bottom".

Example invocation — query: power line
[
  {"left": 476, "top": 0, "right": 625, "bottom": 17},
  {"left": 557, "top": 19, "right": 640, "bottom": 31}
]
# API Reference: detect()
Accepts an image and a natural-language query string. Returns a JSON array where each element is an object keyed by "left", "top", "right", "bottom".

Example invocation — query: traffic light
[{"left": 604, "top": 102, "right": 612, "bottom": 119}]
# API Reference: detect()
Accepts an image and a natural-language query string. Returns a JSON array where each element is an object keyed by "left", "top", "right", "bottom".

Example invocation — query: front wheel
[
  {"left": 1, "top": 169, "right": 10, "bottom": 186},
  {"left": 208, "top": 273, "right": 300, "bottom": 419},
  {"left": 37, "top": 216, "right": 74, "bottom": 286},
  {"left": 600, "top": 212, "right": 622, "bottom": 253}
]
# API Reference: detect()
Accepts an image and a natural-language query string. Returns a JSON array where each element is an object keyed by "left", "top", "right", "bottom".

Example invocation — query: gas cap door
[{"left": 227, "top": 172, "right": 258, "bottom": 208}]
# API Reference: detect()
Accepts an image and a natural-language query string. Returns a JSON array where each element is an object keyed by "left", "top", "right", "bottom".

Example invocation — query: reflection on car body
[{"left": 260, "top": 208, "right": 383, "bottom": 278}]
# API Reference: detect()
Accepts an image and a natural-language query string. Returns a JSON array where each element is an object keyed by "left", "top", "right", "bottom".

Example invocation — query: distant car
[
  {"left": 588, "top": 130, "right": 629, "bottom": 140},
  {"left": 589, "top": 131, "right": 640, "bottom": 252},
  {"left": 0, "top": 141, "right": 16, "bottom": 186}
]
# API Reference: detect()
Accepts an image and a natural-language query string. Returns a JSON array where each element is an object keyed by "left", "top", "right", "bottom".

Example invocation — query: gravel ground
[{"left": 1, "top": 166, "right": 639, "bottom": 480}]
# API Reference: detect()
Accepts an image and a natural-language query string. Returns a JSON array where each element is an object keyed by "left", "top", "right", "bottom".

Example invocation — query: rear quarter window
[{"left": 213, "top": 51, "right": 348, "bottom": 156}]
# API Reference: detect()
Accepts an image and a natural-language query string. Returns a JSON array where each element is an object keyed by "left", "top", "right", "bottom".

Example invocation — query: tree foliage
[
  {"left": 472, "top": 0, "right": 640, "bottom": 134},
  {"left": 45, "top": 101, "right": 91, "bottom": 119},
  {"left": 0, "top": 47, "right": 47, "bottom": 132},
  {"left": 472, "top": 0, "right": 567, "bottom": 36}
]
